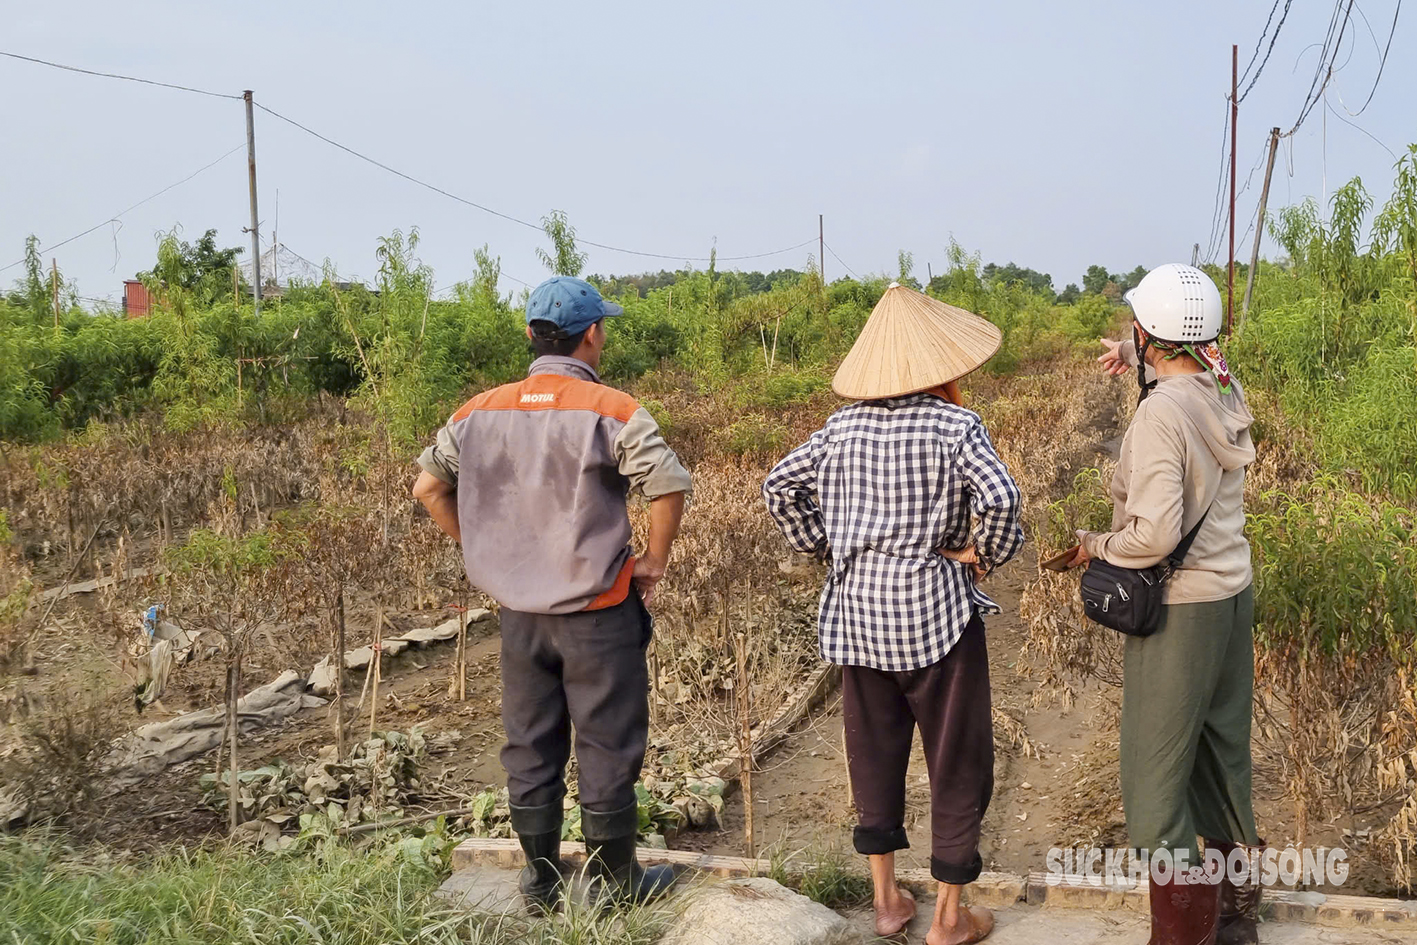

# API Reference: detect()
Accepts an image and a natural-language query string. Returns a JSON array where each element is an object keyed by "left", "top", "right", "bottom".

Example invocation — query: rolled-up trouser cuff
[
  {"left": 852, "top": 826, "right": 909, "bottom": 856},
  {"left": 581, "top": 801, "right": 639, "bottom": 841},
  {"left": 931, "top": 853, "right": 983, "bottom": 886},
  {"left": 509, "top": 801, "right": 563, "bottom": 837}
]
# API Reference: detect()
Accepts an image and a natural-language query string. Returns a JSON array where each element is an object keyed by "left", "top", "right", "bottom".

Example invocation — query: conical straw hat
[{"left": 832, "top": 282, "right": 1002, "bottom": 400}]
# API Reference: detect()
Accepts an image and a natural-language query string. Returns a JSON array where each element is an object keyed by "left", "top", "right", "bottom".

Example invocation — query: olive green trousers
[{"left": 1121, "top": 584, "right": 1261, "bottom": 863}]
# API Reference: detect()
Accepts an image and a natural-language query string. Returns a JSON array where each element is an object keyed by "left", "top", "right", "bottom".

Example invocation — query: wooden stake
[
  {"left": 649, "top": 638, "right": 660, "bottom": 726},
  {"left": 226, "top": 658, "right": 241, "bottom": 833},
  {"left": 735, "top": 630, "right": 755, "bottom": 859},
  {"left": 456, "top": 600, "right": 468, "bottom": 701},
  {"left": 842, "top": 726, "right": 854, "bottom": 816},
  {"left": 369, "top": 602, "right": 383, "bottom": 736},
  {"left": 334, "top": 588, "right": 346, "bottom": 759}
]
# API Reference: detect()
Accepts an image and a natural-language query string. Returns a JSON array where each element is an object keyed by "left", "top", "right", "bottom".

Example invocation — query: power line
[
  {"left": 1203, "top": 101, "right": 1233, "bottom": 263},
  {"left": 1238, "top": 0, "right": 1296, "bottom": 101},
  {"left": 1284, "top": 0, "right": 1357, "bottom": 138},
  {"left": 823, "top": 242, "right": 860, "bottom": 281},
  {"left": 1239, "top": 0, "right": 1284, "bottom": 86},
  {"left": 253, "top": 101, "right": 817, "bottom": 265},
  {"left": 0, "top": 49, "right": 240, "bottom": 100},
  {"left": 1345, "top": 0, "right": 1401, "bottom": 116},
  {"left": 3, "top": 50, "right": 817, "bottom": 270},
  {"left": 1325, "top": 95, "right": 1398, "bottom": 158},
  {"left": 0, "top": 143, "right": 246, "bottom": 274}
]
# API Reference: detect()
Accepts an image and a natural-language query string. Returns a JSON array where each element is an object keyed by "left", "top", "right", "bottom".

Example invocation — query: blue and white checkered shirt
[{"left": 763, "top": 394, "right": 1025, "bottom": 671}]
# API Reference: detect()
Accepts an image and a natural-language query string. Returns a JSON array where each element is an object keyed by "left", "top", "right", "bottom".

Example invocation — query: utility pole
[
  {"left": 51, "top": 259, "right": 59, "bottom": 327},
  {"left": 819, "top": 214, "right": 825, "bottom": 286},
  {"left": 1241, "top": 127, "right": 1282, "bottom": 326},
  {"left": 244, "top": 90, "right": 263, "bottom": 316},
  {"left": 1226, "top": 44, "right": 1238, "bottom": 335},
  {"left": 272, "top": 189, "right": 279, "bottom": 290},
  {"left": 1191, "top": 243, "right": 1200, "bottom": 267}
]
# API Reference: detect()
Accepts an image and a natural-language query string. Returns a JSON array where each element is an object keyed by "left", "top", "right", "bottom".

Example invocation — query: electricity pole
[
  {"left": 1226, "top": 44, "right": 1237, "bottom": 335},
  {"left": 244, "top": 90, "right": 263, "bottom": 316},
  {"left": 819, "top": 214, "right": 825, "bottom": 286},
  {"left": 1241, "top": 127, "right": 1281, "bottom": 326},
  {"left": 51, "top": 259, "right": 59, "bottom": 327}
]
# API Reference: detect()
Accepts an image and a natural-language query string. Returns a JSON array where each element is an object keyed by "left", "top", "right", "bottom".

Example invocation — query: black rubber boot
[
  {"left": 581, "top": 802, "right": 676, "bottom": 905},
  {"left": 509, "top": 802, "right": 571, "bottom": 914}
]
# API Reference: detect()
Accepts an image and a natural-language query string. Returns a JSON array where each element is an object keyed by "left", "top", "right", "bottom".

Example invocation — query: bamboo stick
[
  {"left": 369, "top": 601, "right": 383, "bottom": 736},
  {"left": 735, "top": 630, "right": 754, "bottom": 859},
  {"left": 456, "top": 601, "right": 468, "bottom": 701}
]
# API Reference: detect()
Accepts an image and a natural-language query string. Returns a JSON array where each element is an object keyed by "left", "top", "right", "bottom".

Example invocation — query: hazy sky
[{"left": 2, "top": 1, "right": 1412, "bottom": 303}]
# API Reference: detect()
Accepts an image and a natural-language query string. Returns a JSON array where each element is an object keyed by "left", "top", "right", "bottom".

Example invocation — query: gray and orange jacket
[{"left": 417, "top": 356, "right": 692, "bottom": 615}]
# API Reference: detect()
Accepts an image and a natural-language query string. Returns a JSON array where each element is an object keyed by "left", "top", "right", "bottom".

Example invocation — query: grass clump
[
  {"left": 766, "top": 844, "right": 873, "bottom": 910},
  {"left": 0, "top": 834, "right": 673, "bottom": 945}
]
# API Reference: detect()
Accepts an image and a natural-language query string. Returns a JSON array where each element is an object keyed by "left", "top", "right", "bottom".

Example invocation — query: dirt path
[{"left": 674, "top": 556, "right": 1120, "bottom": 877}]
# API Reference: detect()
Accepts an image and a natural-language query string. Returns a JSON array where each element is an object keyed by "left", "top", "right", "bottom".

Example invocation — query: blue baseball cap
[{"left": 525, "top": 277, "right": 624, "bottom": 337}]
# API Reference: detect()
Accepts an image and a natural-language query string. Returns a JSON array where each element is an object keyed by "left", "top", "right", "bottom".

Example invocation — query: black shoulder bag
[{"left": 1079, "top": 508, "right": 1210, "bottom": 637}]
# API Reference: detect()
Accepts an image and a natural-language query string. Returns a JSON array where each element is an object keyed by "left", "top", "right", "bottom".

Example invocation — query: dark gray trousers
[{"left": 498, "top": 592, "right": 652, "bottom": 814}]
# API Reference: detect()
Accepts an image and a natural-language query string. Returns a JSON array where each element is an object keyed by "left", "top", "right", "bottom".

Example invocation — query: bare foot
[
  {"left": 874, "top": 885, "right": 917, "bottom": 937},
  {"left": 925, "top": 905, "right": 994, "bottom": 945}
]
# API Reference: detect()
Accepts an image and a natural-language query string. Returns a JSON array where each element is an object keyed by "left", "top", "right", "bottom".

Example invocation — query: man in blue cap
[{"left": 413, "top": 276, "right": 692, "bottom": 910}]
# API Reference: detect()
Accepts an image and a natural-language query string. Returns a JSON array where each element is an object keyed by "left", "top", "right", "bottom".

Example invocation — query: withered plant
[
  {"left": 287, "top": 504, "right": 383, "bottom": 758},
  {"left": 163, "top": 525, "right": 298, "bottom": 833}
]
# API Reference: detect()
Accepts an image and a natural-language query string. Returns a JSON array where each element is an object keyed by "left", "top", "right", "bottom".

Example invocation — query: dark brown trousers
[{"left": 842, "top": 613, "right": 993, "bottom": 885}]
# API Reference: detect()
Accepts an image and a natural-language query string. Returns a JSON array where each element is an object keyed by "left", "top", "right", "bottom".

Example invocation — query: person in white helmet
[{"left": 1068, "top": 264, "right": 1263, "bottom": 945}]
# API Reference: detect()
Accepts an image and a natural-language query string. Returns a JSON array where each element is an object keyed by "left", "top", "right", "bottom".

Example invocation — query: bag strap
[{"left": 1165, "top": 505, "right": 1212, "bottom": 570}]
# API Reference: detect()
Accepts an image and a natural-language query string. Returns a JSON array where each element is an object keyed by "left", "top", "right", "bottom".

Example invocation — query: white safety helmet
[{"left": 1123, "top": 263, "right": 1223, "bottom": 344}]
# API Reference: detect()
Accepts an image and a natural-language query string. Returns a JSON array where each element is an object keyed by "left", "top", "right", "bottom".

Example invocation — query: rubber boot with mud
[
  {"left": 1146, "top": 867, "right": 1219, "bottom": 945},
  {"left": 509, "top": 802, "right": 571, "bottom": 914},
  {"left": 582, "top": 802, "right": 676, "bottom": 905},
  {"left": 1205, "top": 840, "right": 1262, "bottom": 945}
]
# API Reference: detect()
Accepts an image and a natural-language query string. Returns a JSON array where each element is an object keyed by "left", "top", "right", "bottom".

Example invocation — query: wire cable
[
  {"left": 823, "top": 242, "right": 860, "bottom": 281},
  {"left": 0, "top": 49, "right": 240, "bottom": 100},
  {"left": 1239, "top": 0, "right": 1284, "bottom": 86},
  {"left": 254, "top": 101, "right": 816, "bottom": 264},
  {"left": 1284, "top": 0, "right": 1357, "bottom": 137},
  {"left": 1202, "top": 101, "right": 1233, "bottom": 264},
  {"left": 1345, "top": 0, "right": 1401, "bottom": 116},
  {"left": 0, "top": 143, "right": 246, "bottom": 274},
  {"left": 1238, "top": 0, "right": 1296, "bottom": 101},
  {"left": 1325, "top": 95, "right": 1398, "bottom": 158}
]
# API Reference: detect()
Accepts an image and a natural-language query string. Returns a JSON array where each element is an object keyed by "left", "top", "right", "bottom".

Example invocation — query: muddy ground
[
  {"left": 681, "top": 558, "right": 1398, "bottom": 896},
  {"left": 53, "top": 549, "right": 1398, "bottom": 897}
]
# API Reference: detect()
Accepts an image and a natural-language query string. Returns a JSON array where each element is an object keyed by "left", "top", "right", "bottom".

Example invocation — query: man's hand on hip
[{"left": 633, "top": 554, "right": 667, "bottom": 607}]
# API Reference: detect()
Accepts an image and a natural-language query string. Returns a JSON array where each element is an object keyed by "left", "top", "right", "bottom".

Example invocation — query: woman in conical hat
[{"left": 764, "top": 283, "right": 1023, "bottom": 944}]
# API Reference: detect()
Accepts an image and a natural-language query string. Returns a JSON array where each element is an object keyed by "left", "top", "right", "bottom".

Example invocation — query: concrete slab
[
  {"left": 435, "top": 866, "right": 525, "bottom": 917},
  {"left": 844, "top": 898, "right": 1417, "bottom": 944},
  {"left": 437, "top": 860, "right": 1417, "bottom": 943}
]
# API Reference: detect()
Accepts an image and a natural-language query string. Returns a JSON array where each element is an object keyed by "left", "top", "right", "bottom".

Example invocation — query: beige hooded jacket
[{"left": 1080, "top": 340, "right": 1255, "bottom": 604}]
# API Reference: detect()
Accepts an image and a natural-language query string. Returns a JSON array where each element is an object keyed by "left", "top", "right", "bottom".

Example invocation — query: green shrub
[
  {"left": 723, "top": 414, "right": 789, "bottom": 458},
  {"left": 1249, "top": 481, "right": 1417, "bottom": 661}
]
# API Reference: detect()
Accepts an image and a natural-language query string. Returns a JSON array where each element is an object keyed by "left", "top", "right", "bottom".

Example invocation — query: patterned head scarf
[{"left": 1135, "top": 326, "right": 1234, "bottom": 395}]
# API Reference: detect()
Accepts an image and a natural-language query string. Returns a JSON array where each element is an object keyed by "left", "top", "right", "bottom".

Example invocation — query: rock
[
  {"left": 307, "top": 655, "right": 336, "bottom": 695},
  {"left": 399, "top": 618, "right": 461, "bottom": 646},
  {"left": 435, "top": 867, "right": 526, "bottom": 917},
  {"left": 659, "top": 878, "right": 861, "bottom": 945}
]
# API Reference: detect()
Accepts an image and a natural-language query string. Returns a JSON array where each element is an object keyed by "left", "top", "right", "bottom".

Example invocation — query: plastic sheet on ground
[{"left": 107, "top": 670, "right": 327, "bottom": 789}]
